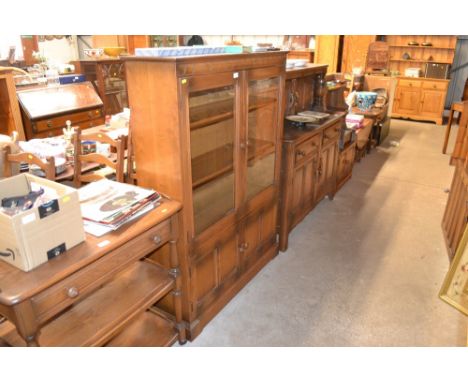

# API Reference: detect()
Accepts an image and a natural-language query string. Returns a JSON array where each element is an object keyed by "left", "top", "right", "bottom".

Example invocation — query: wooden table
[
  {"left": 0, "top": 198, "right": 186, "bottom": 346},
  {"left": 354, "top": 118, "right": 374, "bottom": 162}
]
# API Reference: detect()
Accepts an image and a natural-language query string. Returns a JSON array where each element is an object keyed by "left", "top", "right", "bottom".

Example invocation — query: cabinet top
[
  {"left": 285, "top": 63, "right": 328, "bottom": 80},
  {"left": 283, "top": 112, "right": 345, "bottom": 143},
  {"left": 0, "top": 198, "right": 181, "bottom": 306},
  {"left": 122, "top": 51, "right": 288, "bottom": 64},
  {"left": 396, "top": 76, "right": 450, "bottom": 83}
]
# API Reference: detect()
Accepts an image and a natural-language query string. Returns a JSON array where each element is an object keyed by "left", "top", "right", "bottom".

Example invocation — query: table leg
[
  {"left": 12, "top": 301, "right": 40, "bottom": 346},
  {"left": 443, "top": 108, "right": 456, "bottom": 154}
]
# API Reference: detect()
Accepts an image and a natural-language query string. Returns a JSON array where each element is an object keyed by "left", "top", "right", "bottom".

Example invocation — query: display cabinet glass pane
[
  {"left": 101, "top": 62, "right": 128, "bottom": 114},
  {"left": 246, "top": 77, "right": 279, "bottom": 200},
  {"left": 189, "top": 85, "right": 236, "bottom": 234}
]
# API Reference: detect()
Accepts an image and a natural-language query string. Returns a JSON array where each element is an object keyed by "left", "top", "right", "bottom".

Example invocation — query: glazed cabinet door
[
  {"left": 190, "top": 221, "right": 241, "bottom": 317},
  {"left": 184, "top": 73, "right": 240, "bottom": 236},
  {"left": 244, "top": 68, "right": 283, "bottom": 202},
  {"left": 393, "top": 86, "right": 420, "bottom": 115}
]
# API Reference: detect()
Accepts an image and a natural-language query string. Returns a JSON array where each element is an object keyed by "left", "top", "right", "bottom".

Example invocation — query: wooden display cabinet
[
  {"left": 123, "top": 52, "right": 287, "bottom": 339},
  {"left": 385, "top": 35, "right": 456, "bottom": 75},
  {"left": 0, "top": 69, "right": 25, "bottom": 140},
  {"left": 75, "top": 59, "right": 128, "bottom": 116}
]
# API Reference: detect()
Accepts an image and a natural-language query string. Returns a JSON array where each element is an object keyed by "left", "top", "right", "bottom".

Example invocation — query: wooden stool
[{"left": 443, "top": 101, "right": 465, "bottom": 154}]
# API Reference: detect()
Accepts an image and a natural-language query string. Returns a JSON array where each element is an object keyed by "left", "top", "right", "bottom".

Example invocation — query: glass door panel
[
  {"left": 246, "top": 77, "right": 279, "bottom": 200},
  {"left": 189, "top": 85, "right": 236, "bottom": 234}
]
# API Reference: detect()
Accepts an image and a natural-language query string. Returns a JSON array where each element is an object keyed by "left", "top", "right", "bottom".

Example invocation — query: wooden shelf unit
[
  {"left": 386, "top": 35, "right": 456, "bottom": 75},
  {"left": 0, "top": 200, "right": 185, "bottom": 347},
  {"left": 0, "top": 69, "right": 25, "bottom": 140}
]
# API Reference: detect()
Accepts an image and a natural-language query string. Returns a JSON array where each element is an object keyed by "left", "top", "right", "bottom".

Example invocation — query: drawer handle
[
  {"left": 153, "top": 235, "right": 162, "bottom": 245},
  {"left": 67, "top": 287, "right": 79, "bottom": 298},
  {"left": 46, "top": 120, "right": 53, "bottom": 128},
  {"left": 409, "top": 83, "right": 412, "bottom": 87}
]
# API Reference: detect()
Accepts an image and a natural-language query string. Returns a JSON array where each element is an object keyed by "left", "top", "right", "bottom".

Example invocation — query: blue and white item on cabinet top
[
  {"left": 135, "top": 46, "right": 226, "bottom": 57},
  {"left": 355, "top": 91, "right": 378, "bottom": 112}
]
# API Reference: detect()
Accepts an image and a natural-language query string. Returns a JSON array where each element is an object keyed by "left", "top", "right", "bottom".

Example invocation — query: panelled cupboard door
[
  {"left": 244, "top": 67, "right": 283, "bottom": 202},
  {"left": 291, "top": 157, "right": 318, "bottom": 228},
  {"left": 394, "top": 86, "right": 420, "bottom": 115},
  {"left": 315, "top": 143, "right": 337, "bottom": 201},
  {"left": 419, "top": 89, "right": 445, "bottom": 118},
  {"left": 184, "top": 72, "right": 241, "bottom": 236},
  {"left": 190, "top": 222, "right": 241, "bottom": 316},
  {"left": 241, "top": 203, "right": 278, "bottom": 270}
]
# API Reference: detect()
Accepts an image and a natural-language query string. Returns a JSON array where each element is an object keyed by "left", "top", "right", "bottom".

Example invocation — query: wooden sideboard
[
  {"left": 279, "top": 114, "right": 344, "bottom": 252},
  {"left": 0, "top": 199, "right": 185, "bottom": 346},
  {"left": 17, "top": 82, "right": 105, "bottom": 139},
  {"left": 123, "top": 52, "right": 287, "bottom": 340},
  {"left": 392, "top": 77, "right": 449, "bottom": 125}
]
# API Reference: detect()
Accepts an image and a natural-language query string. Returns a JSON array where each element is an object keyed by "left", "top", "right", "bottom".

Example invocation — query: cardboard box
[{"left": 0, "top": 174, "right": 85, "bottom": 271}]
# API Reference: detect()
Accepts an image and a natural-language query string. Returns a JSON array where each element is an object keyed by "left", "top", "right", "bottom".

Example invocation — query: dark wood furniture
[
  {"left": 73, "top": 128, "right": 126, "bottom": 186},
  {"left": 287, "top": 49, "right": 314, "bottom": 62},
  {"left": 354, "top": 118, "right": 374, "bottom": 162},
  {"left": 280, "top": 63, "right": 348, "bottom": 252},
  {"left": 450, "top": 102, "right": 468, "bottom": 165},
  {"left": 123, "top": 52, "right": 287, "bottom": 340},
  {"left": 336, "top": 137, "right": 356, "bottom": 192},
  {"left": 75, "top": 59, "right": 128, "bottom": 116},
  {"left": 279, "top": 114, "right": 344, "bottom": 251},
  {"left": 17, "top": 82, "right": 104, "bottom": 140},
  {"left": 0, "top": 199, "right": 186, "bottom": 346},
  {"left": 352, "top": 105, "right": 390, "bottom": 148},
  {"left": 0, "top": 69, "right": 25, "bottom": 140}
]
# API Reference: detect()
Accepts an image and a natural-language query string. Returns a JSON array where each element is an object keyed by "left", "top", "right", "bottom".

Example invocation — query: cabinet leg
[
  {"left": 443, "top": 108, "right": 455, "bottom": 154},
  {"left": 168, "top": 224, "right": 186, "bottom": 344}
]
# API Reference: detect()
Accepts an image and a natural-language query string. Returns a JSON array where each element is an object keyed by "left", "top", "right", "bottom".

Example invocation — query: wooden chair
[
  {"left": 3, "top": 145, "right": 56, "bottom": 180},
  {"left": 73, "top": 128, "right": 126, "bottom": 187},
  {"left": 125, "top": 124, "right": 137, "bottom": 184}
]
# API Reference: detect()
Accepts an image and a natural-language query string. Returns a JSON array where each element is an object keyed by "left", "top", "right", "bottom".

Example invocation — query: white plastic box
[
  {"left": 404, "top": 68, "right": 422, "bottom": 78},
  {"left": 0, "top": 174, "right": 85, "bottom": 271}
]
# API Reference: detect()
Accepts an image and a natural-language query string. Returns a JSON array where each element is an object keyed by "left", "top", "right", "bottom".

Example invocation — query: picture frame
[{"left": 439, "top": 226, "right": 468, "bottom": 315}]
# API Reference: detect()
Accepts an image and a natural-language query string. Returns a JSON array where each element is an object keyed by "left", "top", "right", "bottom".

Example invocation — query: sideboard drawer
[
  {"left": 294, "top": 134, "right": 320, "bottom": 166},
  {"left": 31, "top": 219, "right": 171, "bottom": 323},
  {"left": 422, "top": 81, "right": 448, "bottom": 91},
  {"left": 322, "top": 121, "right": 341, "bottom": 147},
  {"left": 399, "top": 79, "right": 421, "bottom": 88}
]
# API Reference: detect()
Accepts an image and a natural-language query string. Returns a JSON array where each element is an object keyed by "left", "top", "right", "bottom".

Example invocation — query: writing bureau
[{"left": 0, "top": 198, "right": 185, "bottom": 346}]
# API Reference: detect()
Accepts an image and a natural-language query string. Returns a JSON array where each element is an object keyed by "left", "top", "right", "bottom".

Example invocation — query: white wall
[
  {"left": 37, "top": 36, "right": 79, "bottom": 66},
  {"left": 201, "top": 35, "right": 285, "bottom": 47}
]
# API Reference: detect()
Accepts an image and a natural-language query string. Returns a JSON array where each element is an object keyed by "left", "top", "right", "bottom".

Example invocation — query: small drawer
[
  {"left": 399, "top": 79, "right": 421, "bottom": 88},
  {"left": 34, "top": 108, "right": 103, "bottom": 133},
  {"left": 322, "top": 122, "right": 341, "bottom": 147},
  {"left": 31, "top": 219, "right": 171, "bottom": 323},
  {"left": 294, "top": 134, "right": 320, "bottom": 166},
  {"left": 422, "top": 81, "right": 448, "bottom": 91}
]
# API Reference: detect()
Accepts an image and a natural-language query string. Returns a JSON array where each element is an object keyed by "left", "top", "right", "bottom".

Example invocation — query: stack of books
[{"left": 77, "top": 179, "right": 161, "bottom": 237}]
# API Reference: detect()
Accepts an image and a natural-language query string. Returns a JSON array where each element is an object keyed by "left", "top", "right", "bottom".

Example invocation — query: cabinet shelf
[
  {"left": 105, "top": 310, "right": 178, "bottom": 347},
  {"left": 190, "top": 96, "right": 276, "bottom": 130},
  {"left": 0, "top": 261, "right": 174, "bottom": 347},
  {"left": 192, "top": 138, "right": 275, "bottom": 189}
]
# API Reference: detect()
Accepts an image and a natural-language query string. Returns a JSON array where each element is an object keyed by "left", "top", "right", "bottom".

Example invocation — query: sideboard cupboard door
[
  {"left": 394, "top": 86, "right": 420, "bottom": 116},
  {"left": 419, "top": 89, "right": 446, "bottom": 119},
  {"left": 185, "top": 73, "right": 241, "bottom": 236},
  {"left": 244, "top": 68, "right": 283, "bottom": 202}
]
